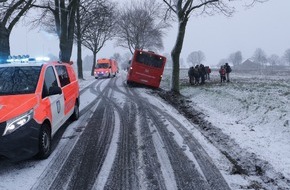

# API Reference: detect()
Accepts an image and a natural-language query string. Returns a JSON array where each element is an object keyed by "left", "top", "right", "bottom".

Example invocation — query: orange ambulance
[
  {"left": 0, "top": 58, "right": 80, "bottom": 161},
  {"left": 94, "top": 58, "right": 118, "bottom": 79}
]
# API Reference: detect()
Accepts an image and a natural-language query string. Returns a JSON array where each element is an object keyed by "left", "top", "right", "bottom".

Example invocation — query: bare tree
[
  {"left": 116, "top": 0, "right": 170, "bottom": 54},
  {"left": 31, "top": 0, "right": 78, "bottom": 62},
  {"left": 268, "top": 54, "right": 280, "bottom": 66},
  {"left": 228, "top": 51, "right": 242, "bottom": 66},
  {"left": 80, "top": 1, "right": 116, "bottom": 75},
  {"left": 187, "top": 51, "right": 205, "bottom": 66},
  {"left": 252, "top": 48, "right": 267, "bottom": 65},
  {"left": 162, "top": 0, "right": 267, "bottom": 93},
  {"left": 0, "top": 0, "right": 33, "bottom": 62},
  {"left": 283, "top": 48, "right": 290, "bottom": 66},
  {"left": 74, "top": 0, "right": 105, "bottom": 79}
]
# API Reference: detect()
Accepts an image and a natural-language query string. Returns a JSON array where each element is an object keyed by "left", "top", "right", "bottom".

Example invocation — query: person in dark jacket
[
  {"left": 199, "top": 64, "right": 206, "bottom": 84},
  {"left": 194, "top": 65, "right": 200, "bottom": 85},
  {"left": 188, "top": 66, "right": 195, "bottom": 85},
  {"left": 224, "top": 63, "right": 232, "bottom": 82}
]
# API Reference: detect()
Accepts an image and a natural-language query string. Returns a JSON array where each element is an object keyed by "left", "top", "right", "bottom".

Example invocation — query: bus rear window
[{"left": 136, "top": 52, "right": 163, "bottom": 68}]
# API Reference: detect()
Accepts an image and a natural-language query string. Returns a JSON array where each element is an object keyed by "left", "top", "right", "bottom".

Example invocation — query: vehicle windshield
[
  {"left": 0, "top": 66, "right": 42, "bottom": 95},
  {"left": 96, "top": 63, "right": 109, "bottom": 69},
  {"left": 136, "top": 52, "right": 164, "bottom": 68}
]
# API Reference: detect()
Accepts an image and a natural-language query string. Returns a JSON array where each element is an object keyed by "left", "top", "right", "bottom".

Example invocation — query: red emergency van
[
  {"left": 94, "top": 58, "right": 118, "bottom": 79},
  {"left": 0, "top": 57, "right": 80, "bottom": 161}
]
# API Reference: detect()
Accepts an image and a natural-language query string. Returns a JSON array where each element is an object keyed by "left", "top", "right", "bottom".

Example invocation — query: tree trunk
[
  {"left": 91, "top": 52, "right": 97, "bottom": 76},
  {"left": 170, "top": 19, "right": 188, "bottom": 94},
  {"left": 60, "top": 42, "right": 73, "bottom": 63},
  {"left": 76, "top": 0, "right": 83, "bottom": 79},
  {"left": 77, "top": 40, "right": 83, "bottom": 79},
  {"left": 58, "top": 0, "right": 77, "bottom": 63},
  {"left": 0, "top": 24, "right": 10, "bottom": 63}
]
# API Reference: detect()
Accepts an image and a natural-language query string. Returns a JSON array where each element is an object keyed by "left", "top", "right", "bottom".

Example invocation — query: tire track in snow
[
  {"left": 90, "top": 76, "right": 143, "bottom": 189},
  {"left": 144, "top": 92, "right": 231, "bottom": 190},
  {"left": 114, "top": 84, "right": 209, "bottom": 189},
  {"left": 132, "top": 89, "right": 228, "bottom": 189},
  {"left": 31, "top": 79, "right": 106, "bottom": 189},
  {"left": 92, "top": 109, "right": 121, "bottom": 190},
  {"left": 97, "top": 77, "right": 167, "bottom": 190},
  {"left": 32, "top": 78, "right": 115, "bottom": 189},
  {"left": 143, "top": 103, "right": 211, "bottom": 189},
  {"left": 66, "top": 78, "right": 117, "bottom": 189}
]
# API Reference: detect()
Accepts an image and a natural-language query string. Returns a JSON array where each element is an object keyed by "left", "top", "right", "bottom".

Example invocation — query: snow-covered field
[{"left": 161, "top": 68, "right": 290, "bottom": 181}]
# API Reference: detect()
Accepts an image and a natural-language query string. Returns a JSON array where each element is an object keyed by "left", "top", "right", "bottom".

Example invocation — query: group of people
[
  {"left": 188, "top": 64, "right": 211, "bottom": 85},
  {"left": 187, "top": 63, "right": 232, "bottom": 85},
  {"left": 219, "top": 63, "right": 232, "bottom": 83}
]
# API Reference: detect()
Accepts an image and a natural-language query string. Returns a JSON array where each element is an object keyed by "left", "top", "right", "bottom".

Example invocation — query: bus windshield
[
  {"left": 0, "top": 66, "right": 41, "bottom": 95},
  {"left": 96, "top": 63, "right": 109, "bottom": 69},
  {"left": 136, "top": 52, "right": 163, "bottom": 68}
]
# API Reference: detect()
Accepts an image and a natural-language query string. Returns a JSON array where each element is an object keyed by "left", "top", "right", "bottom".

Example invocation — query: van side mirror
[{"left": 49, "top": 86, "right": 62, "bottom": 96}]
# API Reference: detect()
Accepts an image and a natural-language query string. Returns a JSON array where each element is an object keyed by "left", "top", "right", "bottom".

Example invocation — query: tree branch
[
  {"left": 162, "top": 0, "right": 177, "bottom": 14},
  {"left": 8, "top": 0, "right": 34, "bottom": 31},
  {"left": 189, "top": 0, "right": 219, "bottom": 13},
  {"left": 3, "top": 0, "right": 26, "bottom": 25}
]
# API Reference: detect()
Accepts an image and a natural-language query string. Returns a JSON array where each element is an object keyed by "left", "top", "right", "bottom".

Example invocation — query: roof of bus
[{"left": 135, "top": 49, "right": 166, "bottom": 58}]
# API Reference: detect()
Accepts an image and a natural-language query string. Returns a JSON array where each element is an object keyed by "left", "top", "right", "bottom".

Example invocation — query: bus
[
  {"left": 94, "top": 58, "right": 118, "bottom": 79},
  {"left": 127, "top": 49, "right": 166, "bottom": 88}
]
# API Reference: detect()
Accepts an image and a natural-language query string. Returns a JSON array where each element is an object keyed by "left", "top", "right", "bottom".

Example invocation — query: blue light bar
[
  {"left": 36, "top": 57, "right": 50, "bottom": 61},
  {"left": 5, "top": 55, "right": 50, "bottom": 63}
]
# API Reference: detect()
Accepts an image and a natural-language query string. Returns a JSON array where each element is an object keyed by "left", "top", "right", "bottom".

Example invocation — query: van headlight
[{"left": 3, "top": 109, "right": 34, "bottom": 136}]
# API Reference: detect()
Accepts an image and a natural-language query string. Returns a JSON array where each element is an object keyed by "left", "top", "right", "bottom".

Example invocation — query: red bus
[{"left": 127, "top": 49, "right": 166, "bottom": 88}]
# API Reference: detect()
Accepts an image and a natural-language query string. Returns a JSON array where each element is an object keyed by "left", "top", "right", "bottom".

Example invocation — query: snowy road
[{"left": 0, "top": 74, "right": 230, "bottom": 190}]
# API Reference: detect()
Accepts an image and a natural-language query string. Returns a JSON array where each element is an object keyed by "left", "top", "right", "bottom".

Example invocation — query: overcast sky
[{"left": 10, "top": 0, "right": 290, "bottom": 66}]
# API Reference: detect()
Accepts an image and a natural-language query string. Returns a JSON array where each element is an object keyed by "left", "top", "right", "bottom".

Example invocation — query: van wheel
[
  {"left": 37, "top": 124, "right": 51, "bottom": 159},
  {"left": 71, "top": 101, "right": 79, "bottom": 121}
]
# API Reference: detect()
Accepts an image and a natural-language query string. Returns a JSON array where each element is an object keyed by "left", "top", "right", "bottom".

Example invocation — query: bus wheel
[{"left": 37, "top": 124, "right": 51, "bottom": 159}]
